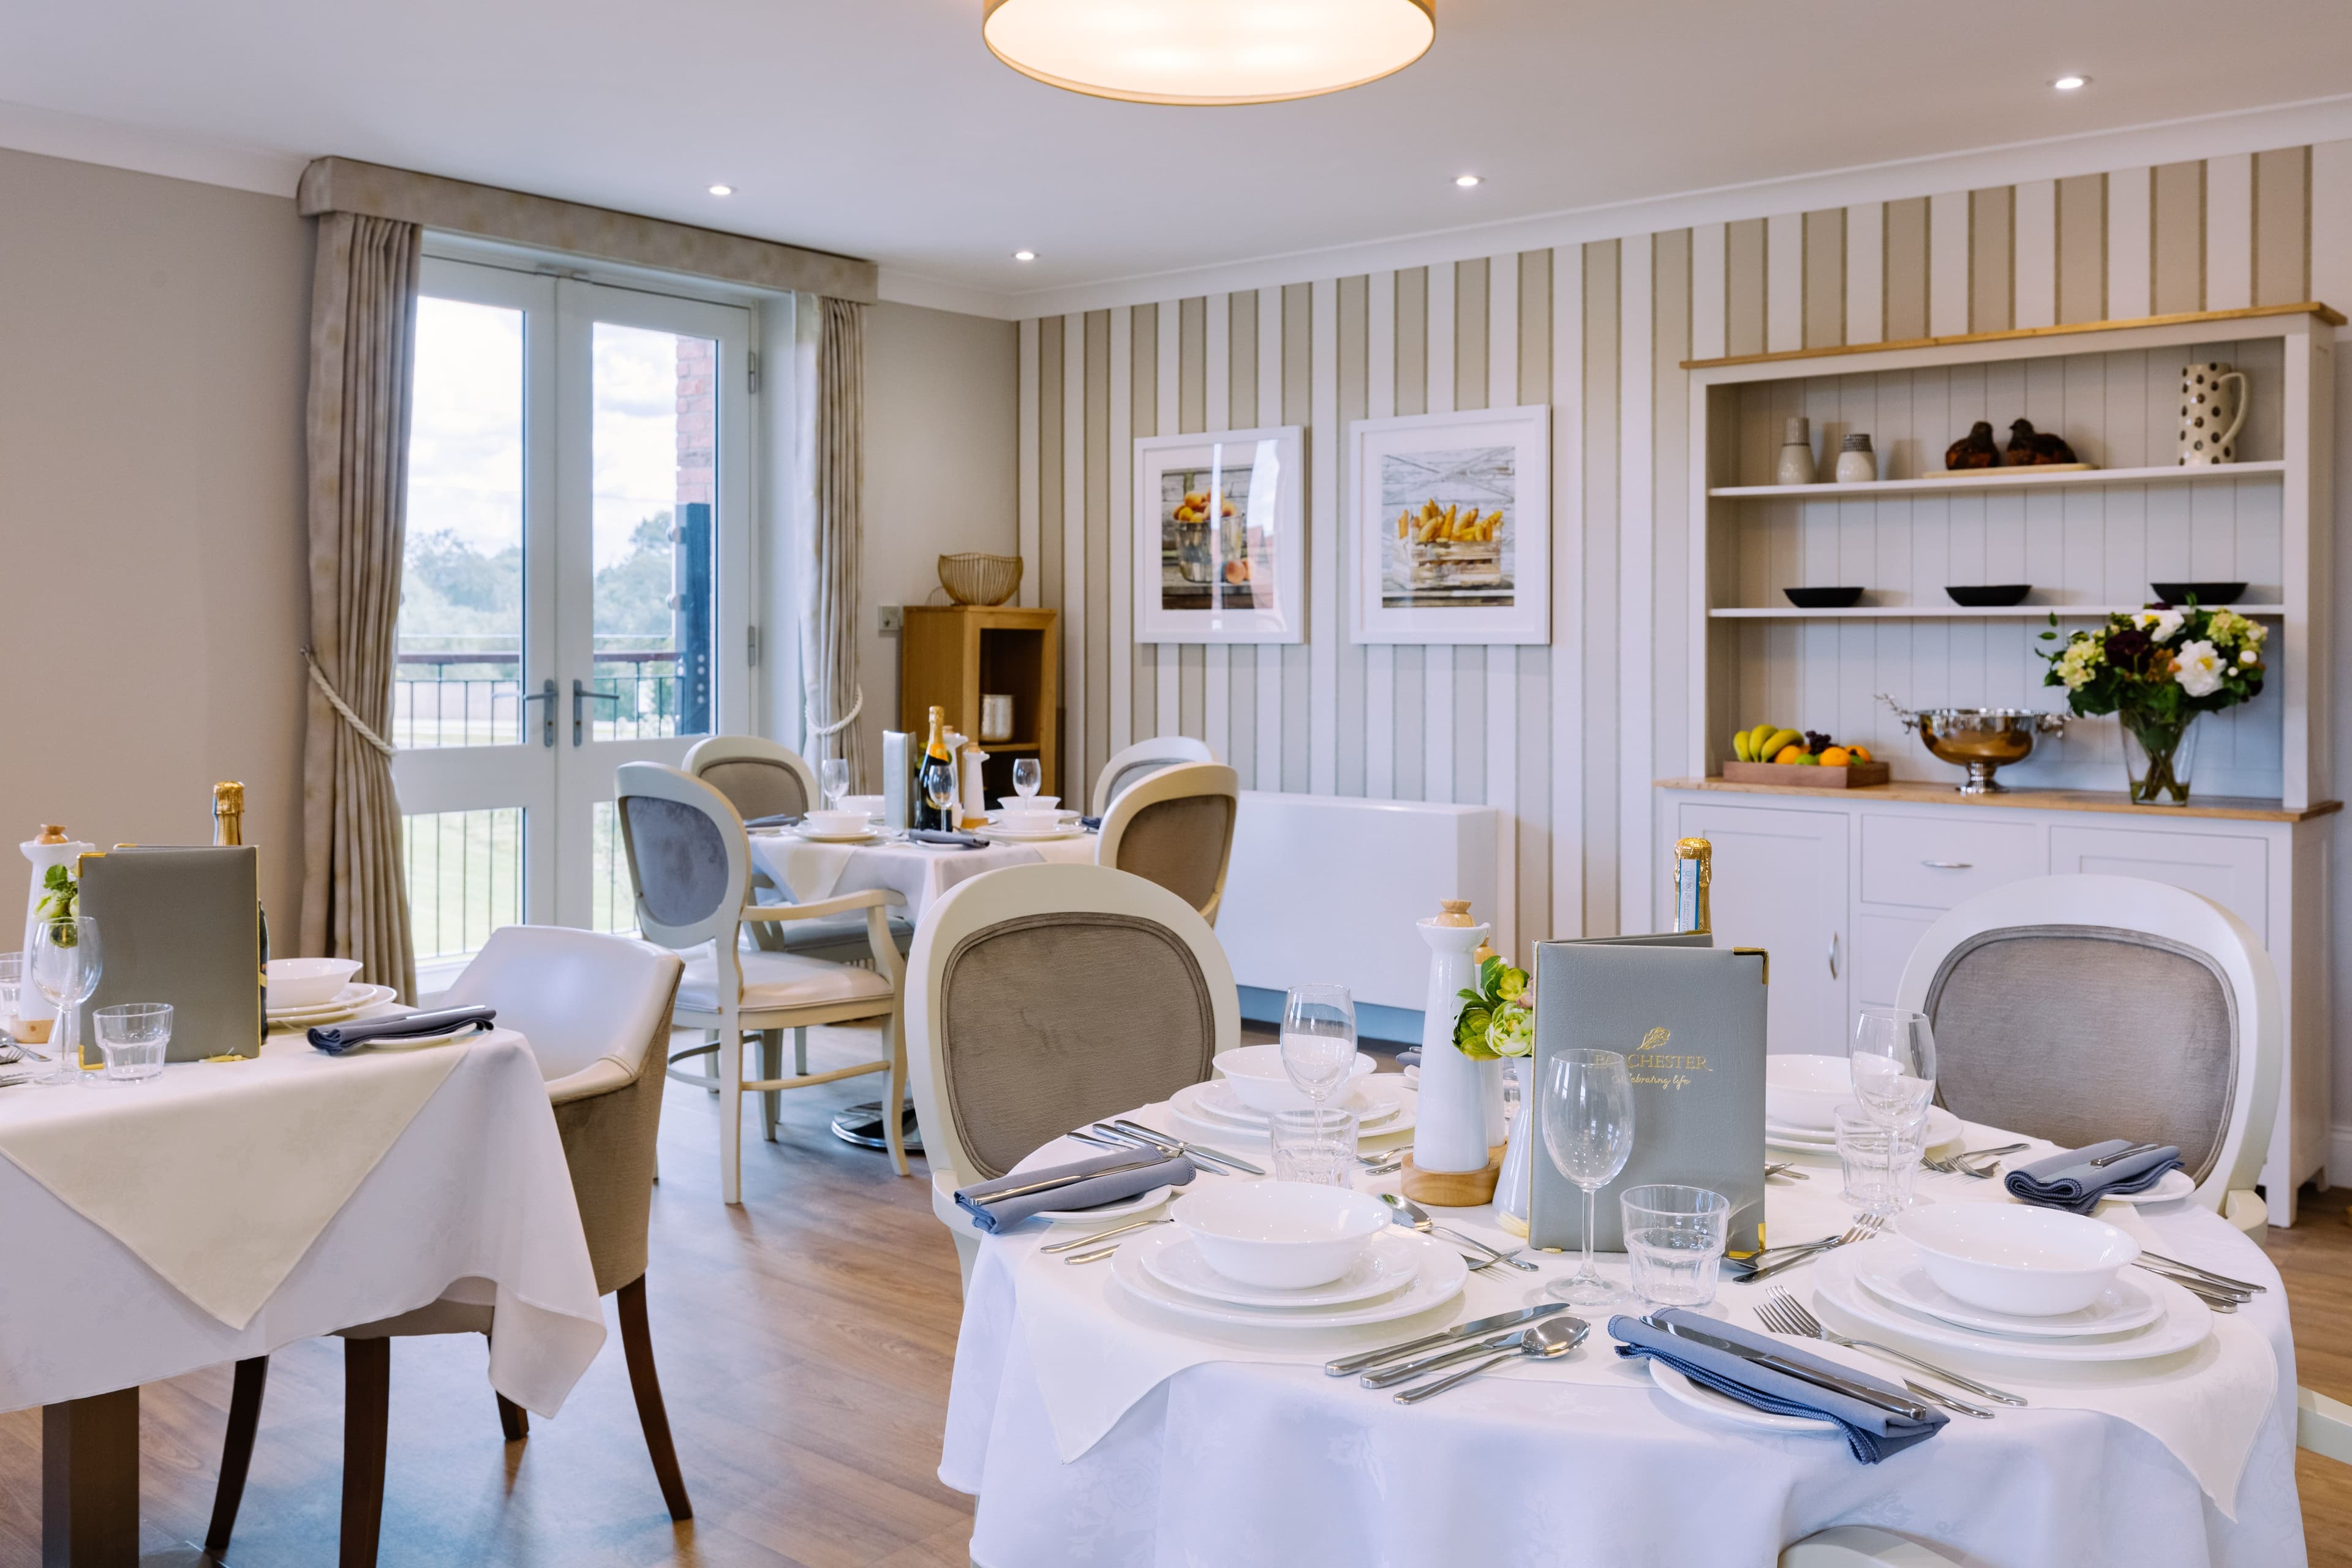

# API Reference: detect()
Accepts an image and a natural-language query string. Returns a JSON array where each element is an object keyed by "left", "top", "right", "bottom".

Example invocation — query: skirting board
[{"left": 1238, "top": 985, "right": 1422, "bottom": 1050}]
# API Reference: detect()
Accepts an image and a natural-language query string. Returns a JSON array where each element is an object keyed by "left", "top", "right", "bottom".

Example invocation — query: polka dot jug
[{"left": 2178, "top": 362, "right": 2248, "bottom": 466}]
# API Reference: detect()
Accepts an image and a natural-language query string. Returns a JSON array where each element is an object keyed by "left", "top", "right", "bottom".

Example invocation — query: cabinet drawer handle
[{"left": 1920, "top": 860, "right": 1973, "bottom": 870}]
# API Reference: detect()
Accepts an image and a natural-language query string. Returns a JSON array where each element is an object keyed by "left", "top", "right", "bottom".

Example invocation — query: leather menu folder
[{"left": 74, "top": 846, "right": 265, "bottom": 1062}]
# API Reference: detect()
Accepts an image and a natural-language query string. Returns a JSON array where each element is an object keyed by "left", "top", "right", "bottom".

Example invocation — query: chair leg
[
  {"left": 719, "top": 1016, "right": 744, "bottom": 1205},
  {"left": 758, "top": 1030, "right": 782, "bottom": 1144},
  {"left": 340, "top": 1338, "right": 390, "bottom": 1568},
  {"left": 701, "top": 1028, "right": 721, "bottom": 1096},
  {"left": 205, "top": 1354, "right": 271, "bottom": 1555},
  {"left": 883, "top": 1007, "right": 910, "bottom": 1177},
  {"left": 497, "top": 1393, "right": 529, "bottom": 1442},
  {"left": 793, "top": 1025, "right": 809, "bottom": 1077},
  {"left": 617, "top": 1275, "right": 693, "bottom": 1521}
]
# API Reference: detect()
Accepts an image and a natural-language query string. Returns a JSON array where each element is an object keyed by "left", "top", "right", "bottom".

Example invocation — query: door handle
[
  {"left": 572, "top": 678, "right": 621, "bottom": 746},
  {"left": 1920, "top": 859, "right": 1972, "bottom": 870},
  {"left": 519, "top": 679, "right": 557, "bottom": 748},
  {"left": 1827, "top": 932, "right": 1841, "bottom": 980}
]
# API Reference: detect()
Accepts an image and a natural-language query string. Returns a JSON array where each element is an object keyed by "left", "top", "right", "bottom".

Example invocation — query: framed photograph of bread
[
  {"left": 1349, "top": 404, "right": 1550, "bottom": 644},
  {"left": 1131, "top": 425, "right": 1306, "bottom": 643}
]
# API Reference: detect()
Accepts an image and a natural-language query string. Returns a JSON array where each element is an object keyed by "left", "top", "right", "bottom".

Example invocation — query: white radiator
[{"left": 1218, "top": 791, "right": 1499, "bottom": 1015}]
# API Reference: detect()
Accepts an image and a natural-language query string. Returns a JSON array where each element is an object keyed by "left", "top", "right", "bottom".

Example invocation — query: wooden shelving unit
[
  {"left": 1708, "top": 459, "right": 2285, "bottom": 500},
  {"left": 900, "top": 605, "right": 1060, "bottom": 802},
  {"left": 1710, "top": 604, "right": 2287, "bottom": 620}
]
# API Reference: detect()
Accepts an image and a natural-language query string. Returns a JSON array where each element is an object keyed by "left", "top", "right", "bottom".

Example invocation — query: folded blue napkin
[
  {"left": 954, "top": 1148, "right": 1196, "bottom": 1234},
  {"left": 2003, "top": 1139, "right": 2183, "bottom": 1214},
  {"left": 908, "top": 829, "right": 986, "bottom": 849},
  {"left": 309, "top": 1006, "right": 496, "bottom": 1055},
  {"left": 1611, "top": 1308, "right": 1948, "bottom": 1463},
  {"left": 1078, "top": 816, "right": 1102, "bottom": 831}
]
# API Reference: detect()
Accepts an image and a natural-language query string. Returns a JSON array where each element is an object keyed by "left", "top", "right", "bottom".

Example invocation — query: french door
[{"left": 393, "top": 257, "right": 752, "bottom": 969}]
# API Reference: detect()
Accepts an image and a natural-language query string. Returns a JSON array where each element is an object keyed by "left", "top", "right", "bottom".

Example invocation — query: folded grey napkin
[
  {"left": 909, "top": 829, "right": 986, "bottom": 849},
  {"left": 743, "top": 812, "right": 803, "bottom": 829},
  {"left": 310, "top": 1006, "right": 496, "bottom": 1056},
  {"left": 954, "top": 1148, "right": 1196, "bottom": 1234},
  {"left": 1610, "top": 1309, "right": 1948, "bottom": 1463},
  {"left": 2003, "top": 1139, "right": 2183, "bottom": 1214}
]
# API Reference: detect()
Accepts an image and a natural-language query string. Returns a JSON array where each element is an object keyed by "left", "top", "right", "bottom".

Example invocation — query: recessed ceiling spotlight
[
  {"left": 708, "top": 183, "right": 734, "bottom": 196},
  {"left": 1014, "top": 250, "right": 1038, "bottom": 262},
  {"left": 1455, "top": 173, "right": 1483, "bottom": 188},
  {"left": 2052, "top": 75, "right": 2088, "bottom": 91}
]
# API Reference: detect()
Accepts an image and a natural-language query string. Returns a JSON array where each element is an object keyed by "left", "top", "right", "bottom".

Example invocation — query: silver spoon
[
  {"left": 1393, "top": 1314, "right": 1588, "bottom": 1403},
  {"left": 1379, "top": 1192, "right": 1537, "bottom": 1272}
]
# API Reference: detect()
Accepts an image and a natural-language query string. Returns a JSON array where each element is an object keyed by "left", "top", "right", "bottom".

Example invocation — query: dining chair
[
  {"left": 904, "top": 861, "right": 1238, "bottom": 1287},
  {"left": 1894, "top": 873, "right": 2280, "bottom": 1240},
  {"left": 1089, "top": 733, "right": 1215, "bottom": 818},
  {"left": 617, "top": 761, "right": 910, "bottom": 1198},
  {"left": 205, "top": 925, "right": 693, "bottom": 1566},
  {"left": 1093, "top": 761, "right": 1240, "bottom": 925}
]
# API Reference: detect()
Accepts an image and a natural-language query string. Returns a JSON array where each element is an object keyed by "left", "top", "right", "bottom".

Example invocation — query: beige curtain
[
  {"left": 300, "top": 212, "right": 421, "bottom": 1000},
  {"left": 804, "top": 296, "right": 868, "bottom": 782}
]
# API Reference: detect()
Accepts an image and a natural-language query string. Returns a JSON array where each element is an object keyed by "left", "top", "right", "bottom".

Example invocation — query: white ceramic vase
[
  {"left": 1411, "top": 914, "right": 1494, "bottom": 1173},
  {"left": 1776, "top": 415, "right": 1817, "bottom": 485},
  {"left": 2178, "top": 363, "right": 2248, "bottom": 466}
]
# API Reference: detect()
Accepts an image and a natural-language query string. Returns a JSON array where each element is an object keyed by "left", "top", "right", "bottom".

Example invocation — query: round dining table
[{"left": 941, "top": 1097, "right": 2302, "bottom": 1568}]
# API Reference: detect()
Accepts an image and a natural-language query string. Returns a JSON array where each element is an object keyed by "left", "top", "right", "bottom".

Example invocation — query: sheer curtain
[{"left": 800, "top": 296, "right": 869, "bottom": 783}]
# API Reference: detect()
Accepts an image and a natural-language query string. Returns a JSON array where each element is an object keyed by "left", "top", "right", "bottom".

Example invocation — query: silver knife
[
  {"left": 1360, "top": 1330, "right": 1525, "bottom": 1389},
  {"left": 1323, "top": 1303, "right": 1572, "bottom": 1377},
  {"left": 1654, "top": 1317, "right": 1933, "bottom": 1422},
  {"left": 1106, "top": 1118, "right": 1267, "bottom": 1177}
]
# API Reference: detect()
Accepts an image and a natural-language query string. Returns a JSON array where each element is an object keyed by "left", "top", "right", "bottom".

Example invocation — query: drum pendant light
[{"left": 981, "top": 0, "right": 1437, "bottom": 106}]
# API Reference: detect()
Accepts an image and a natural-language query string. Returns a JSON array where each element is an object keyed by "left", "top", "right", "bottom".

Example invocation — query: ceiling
[{"left": 4, "top": 0, "right": 2350, "bottom": 314}]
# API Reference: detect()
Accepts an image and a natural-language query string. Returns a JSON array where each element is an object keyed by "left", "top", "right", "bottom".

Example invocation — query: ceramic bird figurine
[
  {"left": 1945, "top": 421, "right": 2001, "bottom": 470},
  {"left": 2005, "top": 418, "right": 2078, "bottom": 466}
]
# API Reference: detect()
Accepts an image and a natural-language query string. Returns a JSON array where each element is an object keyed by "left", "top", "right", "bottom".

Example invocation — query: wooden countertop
[{"left": 1654, "top": 777, "right": 2343, "bottom": 824}]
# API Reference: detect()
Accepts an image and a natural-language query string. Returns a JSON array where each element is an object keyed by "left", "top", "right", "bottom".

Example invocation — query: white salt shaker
[
  {"left": 1835, "top": 432, "right": 1877, "bottom": 483},
  {"left": 1775, "top": 416, "right": 1817, "bottom": 485}
]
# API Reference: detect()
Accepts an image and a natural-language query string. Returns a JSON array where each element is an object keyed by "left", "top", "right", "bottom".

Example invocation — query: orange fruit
[
  {"left": 1849, "top": 744, "right": 1872, "bottom": 763},
  {"left": 1773, "top": 744, "right": 1805, "bottom": 764},
  {"left": 1818, "top": 746, "right": 1851, "bottom": 767}
]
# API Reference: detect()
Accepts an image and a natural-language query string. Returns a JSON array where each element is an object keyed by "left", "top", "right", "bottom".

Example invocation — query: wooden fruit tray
[{"left": 1720, "top": 760, "right": 1892, "bottom": 788}]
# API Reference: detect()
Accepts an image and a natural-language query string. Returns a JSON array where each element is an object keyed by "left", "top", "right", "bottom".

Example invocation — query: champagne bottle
[
  {"left": 216, "top": 781, "right": 271, "bottom": 1047},
  {"left": 1671, "top": 837, "right": 1713, "bottom": 936},
  {"left": 917, "top": 707, "right": 958, "bottom": 831}
]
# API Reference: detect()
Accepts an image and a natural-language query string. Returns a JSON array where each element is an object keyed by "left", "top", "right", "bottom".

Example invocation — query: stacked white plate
[
  {"left": 266, "top": 983, "right": 398, "bottom": 1030},
  {"left": 1767, "top": 1104, "right": 1962, "bottom": 1154},
  {"left": 1112, "top": 1224, "right": 1466, "bottom": 1329},
  {"left": 791, "top": 824, "right": 880, "bottom": 845},
  {"left": 1813, "top": 1240, "right": 2211, "bottom": 1362},
  {"left": 978, "top": 812, "right": 1085, "bottom": 843},
  {"left": 1169, "top": 1075, "right": 1417, "bottom": 1142}
]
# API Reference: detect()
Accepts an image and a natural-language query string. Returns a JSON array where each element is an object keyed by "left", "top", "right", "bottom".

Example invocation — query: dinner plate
[
  {"left": 2096, "top": 1167, "right": 2196, "bottom": 1206},
  {"left": 1188, "top": 1077, "right": 1403, "bottom": 1130},
  {"left": 1139, "top": 1227, "right": 1420, "bottom": 1308},
  {"left": 266, "top": 982, "right": 398, "bottom": 1024},
  {"left": 1851, "top": 1239, "right": 2163, "bottom": 1338},
  {"left": 1036, "top": 1184, "right": 1177, "bottom": 1224},
  {"left": 1813, "top": 1246, "right": 2211, "bottom": 1362},
  {"left": 974, "top": 823, "right": 1087, "bottom": 843},
  {"left": 1111, "top": 1227, "right": 1464, "bottom": 1329},
  {"left": 1168, "top": 1077, "right": 1416, "bottom": 1143},
  {"left": 1648, "top": 1360, "right": 1841, "bottom": 1435},
  {"left": 1766, "top": 1106, "right": 1961, "bottom": 1153},
  {"left": 792, "top": 827, "right": 881, "bottom": 845}
]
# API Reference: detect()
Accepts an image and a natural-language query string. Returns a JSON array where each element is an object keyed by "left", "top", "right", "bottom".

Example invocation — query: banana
[
  {"left": 1746, "top": 723, "right": 1773, "bottom": 760},
  {"left": 1732, "top": 729, "right": 1754, "bottom": 762},
  {"left": 1760, "top": 728, "right": 1803, "bottom": 761}
]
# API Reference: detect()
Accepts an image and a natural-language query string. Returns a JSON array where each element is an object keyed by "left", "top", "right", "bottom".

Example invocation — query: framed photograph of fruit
[
  {"left": 1349, "top": 404, "right": 1551, "bottom": 644},
  {"left": 1131, "top": 425, "right": 1306, "bottom": 643}
]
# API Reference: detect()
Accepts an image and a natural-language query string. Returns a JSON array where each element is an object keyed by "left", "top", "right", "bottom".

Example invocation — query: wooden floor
[{"left": 1, "top": 1023, "right": 2347, "bottom": 1566}]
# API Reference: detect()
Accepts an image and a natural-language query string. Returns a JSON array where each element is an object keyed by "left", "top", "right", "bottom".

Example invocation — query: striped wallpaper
[{"left": 1014, "top": 141, "right": 2352, "bottom": 958}]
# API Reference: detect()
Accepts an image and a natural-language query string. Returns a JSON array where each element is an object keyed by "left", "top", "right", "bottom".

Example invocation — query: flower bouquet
[
  {"left": 1452, "top": 956, "right": 1532, "bottom": 1059},
  {"left": 2038, "top": 603, "right": 2267, "bottom": 805}
]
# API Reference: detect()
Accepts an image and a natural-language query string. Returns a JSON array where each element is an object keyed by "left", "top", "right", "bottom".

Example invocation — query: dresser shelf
[
  {"left": 1710, "top": 604, "right": 2286, "bottom": 620},
  {"left": 1709, "top": 459, "right": 2284, "bottom": 500}
]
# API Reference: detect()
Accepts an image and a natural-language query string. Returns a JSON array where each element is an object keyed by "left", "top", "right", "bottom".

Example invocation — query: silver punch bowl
[{"left": 1879, "top": 697, "right": 2068, "bottom": 794}]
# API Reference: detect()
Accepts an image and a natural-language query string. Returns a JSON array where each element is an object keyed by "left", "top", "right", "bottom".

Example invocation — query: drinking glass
[
  {"left": 1621, "top": 1185, "right": 1731, "bottom": 1308},
  {"left": 1268, "top": 1107, "right": 1358, "bottom": 1186},
  {"left": 93, "top": 1003, "right": 172, "bottom": 1083},
  {"left": 925, "top": 771, "right": 960, "bottom": 829},
  {"left": 1280, "top": 984, "right": 1357, "bottom": 1106},
  {"left": 25, "top": 916, "right": 102, "bottom": 1087},
  {"left": 820, "top": 758, "right": 851, "bottom": 810},
  {"left": 1850, "top": 1006, "right": 1936, "bottom": 1129},
  {"left": 1834, "top": 1102, "right": 1928, "bottom": 1215},
  {"left": 0, "top": 951, "right": 20, "bottom": 1061},
  {"left": 1012, "top": 758, "right": 1042, "bottom": 799},
  {"left": 1540, "top": 1048, "right": 1635, "bottom": 1305}
]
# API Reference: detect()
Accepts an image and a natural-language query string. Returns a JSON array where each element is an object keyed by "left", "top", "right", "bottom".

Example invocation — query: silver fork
[
  {"left": 1923, "top": 1142, "right": 2029, "bottom": 1177},
  {"left": 1758, "top": 1290, "right": 2026, "bottom": 1408},
  {"left": 1737, "top": 1215, "right": 1887, "bottom": 1284}
]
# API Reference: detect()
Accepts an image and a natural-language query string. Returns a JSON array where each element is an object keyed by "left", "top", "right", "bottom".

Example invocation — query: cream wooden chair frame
[
  {"left": 682, "top": 733, "right": 821, "bottom": 817},
  {"left": 904, "top": 861, "right": 1240, "bottom": 1287},
  {"left": 1094, "top": 760, "right": 1240, "bottom": 926},
  {"left": 1089, "top": 734, "right": 1215, "bottom": 818},
  {"left": 616, "top": 762, "right": 910, "bottom": 1202}
]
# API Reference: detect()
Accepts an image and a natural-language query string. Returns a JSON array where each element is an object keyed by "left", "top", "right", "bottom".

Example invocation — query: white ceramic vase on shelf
[
  {"left": 1835, "top": 432, "right": 1877, "bottom": 483},
  {"left": 1776, "top": 416, "right": 1817, "bottom": 485},
  {"left": 1411, "top": 904, "right": 1493, "bottom": 1174}
]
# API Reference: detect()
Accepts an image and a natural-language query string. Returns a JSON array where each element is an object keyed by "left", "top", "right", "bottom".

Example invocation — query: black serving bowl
[
  {"left": 1783, "top": 586, "right": 1864, "bottom": 609},
  {"left": 1945, "top": 584, "right": 2033, "bottom": 608},
  {"left": 2151, "top": 581, "right": 2248, "bottom": 607}
]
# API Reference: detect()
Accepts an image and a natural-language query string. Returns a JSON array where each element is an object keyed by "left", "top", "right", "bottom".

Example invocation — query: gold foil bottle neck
[
  {"left": 1672, "top": 837, "right": 1713, "bottom": 935},
  {"left": 1434, "top": 899, "right": 1475, "bottom": 928},
  {"left": 213, "top": 780, "right": 246, "bottom": 847}
]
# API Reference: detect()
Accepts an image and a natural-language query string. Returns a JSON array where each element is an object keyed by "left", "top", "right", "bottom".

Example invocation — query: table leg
[{"left": 41, "top": 1387, "right": 138, "bottom": 1568}]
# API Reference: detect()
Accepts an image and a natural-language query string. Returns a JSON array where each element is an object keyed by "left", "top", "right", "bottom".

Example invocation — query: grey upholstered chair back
[
  {"left": 935, "top": 911, "right": 1221, "bottom": 1178},
  {"left": 696, "top": 758, "right": 810, "bottom": 821},
  {"left": 1924, "top": 925, "right": 2239, "bottom": 1181},
  {"left": 1099, "top": 757, "right": 1172, "bottom": 812},
  {"left": 1090, "top": 734, "right": 1215, "bottom": 816},
  {"left": 1107, "top": 794, "right": 1234, "bottom": 913},
  {"left": 613, "top": 762, "right": 752, "bottom": 951}
]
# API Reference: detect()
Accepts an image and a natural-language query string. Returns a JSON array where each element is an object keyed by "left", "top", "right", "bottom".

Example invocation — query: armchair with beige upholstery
[
  {"left": 206, "top": 926, "right": 693, "bottom": 1566},
  {"left": 1090, "top": 734, "right": 1215, "bottom": 818},
  {"left": 1095, "top": 760, "right": 1239, "bottom": 925},
  {"left": 905, "top": 861, "right": 1240, "bottom": 1286},
  {"left": 616, "top": 761, "right": 910, "bottom": 1199}
]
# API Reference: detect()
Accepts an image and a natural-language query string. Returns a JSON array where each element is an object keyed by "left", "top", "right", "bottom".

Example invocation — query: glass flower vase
[{"left": 2121, "top": 712, "right": 2200, "bottom": 806}]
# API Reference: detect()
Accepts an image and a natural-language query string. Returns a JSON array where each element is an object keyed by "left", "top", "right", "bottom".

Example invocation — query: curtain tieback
[
  {"left": 809, "top": 687, "right": 864, "bottom": 739},
  {"left": 303, "top": 648, "right": 396, "bottom": 759}
]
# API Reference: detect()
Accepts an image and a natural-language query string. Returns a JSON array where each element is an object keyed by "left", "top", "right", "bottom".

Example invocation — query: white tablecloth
[
  {"left": 0, "top": 1029, "right": 606, "bottom": 1418},
  {"left": 748, "top": 829, "right": 1096, "bottom": 921},
  {"left": 942, "top": 1106, "right": 2304, "bottom": 1568}
]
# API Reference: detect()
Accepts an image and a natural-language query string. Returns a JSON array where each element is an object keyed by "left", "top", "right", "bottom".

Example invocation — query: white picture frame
[
  {"left": 1132, "top": 425, "right": 1306, "bottom": 644},
  {"left": 1349, "top": 404, "right": 1551, "bottom": 644}
]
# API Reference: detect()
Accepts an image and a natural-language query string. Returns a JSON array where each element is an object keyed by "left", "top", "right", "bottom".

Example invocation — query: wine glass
[
  {"left": 1539, "top": 1048, "right": 1635, "bottom": 1305},
  {"left": 1280, "top": 984, "right": 1357, "bottom": 1105},
  {"left": 1011, "top": 758, "right": 1041, "bottom": 800},
  {"left": 925, "top": 769, "right": 960, "bottom": 831},
  {"left": 820, "top": 758, "right": 851, "bottom": 810},
  {"left": 1850, "top": 1006, "right": 1936, "bottom": 1129},
  {"left": 25, "top": 916, "right": 102, "bottom": 1087}
]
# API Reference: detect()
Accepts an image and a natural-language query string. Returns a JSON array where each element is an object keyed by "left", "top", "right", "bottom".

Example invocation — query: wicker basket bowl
[{"left": 938, "top": 552, "right": 1023, "bottom": 606}]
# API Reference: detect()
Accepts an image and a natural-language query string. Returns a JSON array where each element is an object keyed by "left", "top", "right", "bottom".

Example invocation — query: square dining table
[{"left": 746, "top": 827, "right": 1098, "bottom": 922}]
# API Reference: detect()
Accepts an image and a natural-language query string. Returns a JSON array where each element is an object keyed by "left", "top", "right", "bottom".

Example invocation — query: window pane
[
  {"left": 398, "top": 297, "right": 526, "bottom": 749},
  {"left": 590, "top": 801, "right": 639, "bottom": 936},
  {"left": 402, "top": 808, "right": 523, "bottom": 960},
  {"left": 592, "top": 323, "right": 715, "bottom": 742}
]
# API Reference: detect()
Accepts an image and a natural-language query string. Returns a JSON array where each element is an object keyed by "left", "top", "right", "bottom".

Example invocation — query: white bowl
[
  {"left": 1765, "top": 1054, "right": 1853, "bottom": 1133},
  {"left": 1213, "top": 1044, "right": 1378, "bottom": 1114},
  {"left": 265, "top": 957, "right": 364, "bottom": 1010},
  {"left": 1000, "top": 795, "right": 1060, "bottom": 815},
  {"left": 1894, "top": 1204, "right": 2141, "bottom": 1316},
  {"left": 837, "top": 794, "right": 886, "bottom": 820},
  {"left": 1172, "top": 1180, "right": 1390, "bottom": 1289},
  {"left": 802, "top": 809, "right": 873, "bottom": 837}
]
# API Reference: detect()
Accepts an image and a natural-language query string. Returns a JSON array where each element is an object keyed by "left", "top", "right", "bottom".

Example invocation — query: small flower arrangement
[
  {"left": 2038, "top": 601, "right": 2267, "bottom": 805},
  {"left": 1452, "top": 956, "right": 1532, "bottom": 1060}
]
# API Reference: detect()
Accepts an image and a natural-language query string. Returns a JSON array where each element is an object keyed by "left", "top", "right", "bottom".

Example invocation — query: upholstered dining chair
[
  {"left": 905, "top": 861, "right": 1240, "bottom": 1287},
  {"left": 1094, "top": 760, "right": 1240, "bottom": 926},
  {"left": 616, "top": 761, "right": 910, "bottom": 1198},
  {"left": 1894, "top": 873, "right": 2280, "bottom": 1240},
  {"left": 1090, "top": 733, "right": 1215, "bottom": 818},
  {"left": 205, "top": 925, "right": 693, "bottom": 1566}
]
